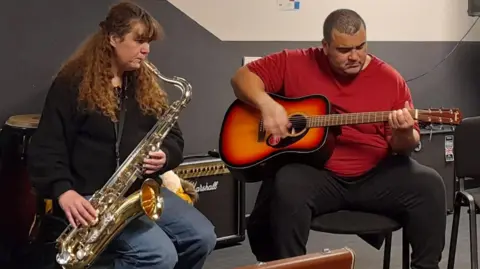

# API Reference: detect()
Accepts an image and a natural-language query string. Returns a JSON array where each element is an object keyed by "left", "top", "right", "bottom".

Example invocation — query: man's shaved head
[{"left": 323, "top": 9, "right": 366, "bottom": 43}]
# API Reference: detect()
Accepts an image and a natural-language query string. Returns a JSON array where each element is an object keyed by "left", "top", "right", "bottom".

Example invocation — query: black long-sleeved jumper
[{"left": 27, "top": 73, "right": 184, "bottom": 199}]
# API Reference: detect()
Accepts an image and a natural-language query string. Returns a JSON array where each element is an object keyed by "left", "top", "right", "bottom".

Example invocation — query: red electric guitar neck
[{"left": 218, "top": 94, "right": 462, "bottom": 170}]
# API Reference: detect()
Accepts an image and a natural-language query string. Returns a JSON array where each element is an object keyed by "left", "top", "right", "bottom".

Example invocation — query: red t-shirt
[{"left": 247, "top": 47, "right": 419, "bottom": 177}]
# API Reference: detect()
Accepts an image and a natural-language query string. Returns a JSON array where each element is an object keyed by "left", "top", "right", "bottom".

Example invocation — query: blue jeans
[{"left": 101, "top": 187, "right": 217, "bottom": 269}]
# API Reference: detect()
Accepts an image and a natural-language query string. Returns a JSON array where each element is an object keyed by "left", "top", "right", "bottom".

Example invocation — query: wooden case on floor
[{"left": 233, "top": 248, "right": 355, "bottom": 269}]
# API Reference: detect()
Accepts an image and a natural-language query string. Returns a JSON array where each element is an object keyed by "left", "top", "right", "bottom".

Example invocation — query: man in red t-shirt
[{"left": 230, "top": 9, "right": 446, "bottom": 269}]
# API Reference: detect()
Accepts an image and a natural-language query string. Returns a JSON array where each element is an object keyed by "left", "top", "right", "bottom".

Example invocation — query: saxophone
[{"left": 55, "top": 61, "right": 192, "bottom": 269}]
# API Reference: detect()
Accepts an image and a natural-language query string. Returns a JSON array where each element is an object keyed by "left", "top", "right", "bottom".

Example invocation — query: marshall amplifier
[
  {"left": 412, "top": 128, "right": 456, "bottom": 213},
  {"left": 173, "top": 156, "right": 246, "bottom": 247}
]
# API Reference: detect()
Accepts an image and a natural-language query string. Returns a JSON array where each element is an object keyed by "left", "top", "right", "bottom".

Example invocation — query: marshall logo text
[{"left": 194, "top": 181, "right": 219, "bottom": 193}]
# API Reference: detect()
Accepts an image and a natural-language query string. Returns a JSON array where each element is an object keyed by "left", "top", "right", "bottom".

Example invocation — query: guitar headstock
[{"left": 415, "top": 108, "right": 463, "bottom": 125}]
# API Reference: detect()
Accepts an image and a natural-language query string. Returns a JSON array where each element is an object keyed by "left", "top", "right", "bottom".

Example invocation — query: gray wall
[{"left": 2, "top": 0, "right": 480, "bottom": 214}]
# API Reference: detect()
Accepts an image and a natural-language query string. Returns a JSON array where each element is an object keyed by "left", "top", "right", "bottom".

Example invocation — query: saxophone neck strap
[
  {"left": 114, "top": 76, "right": 128, "bottom": 169},
  {"left": 114, "top": 104, "right": 126, "bottom": 169}
]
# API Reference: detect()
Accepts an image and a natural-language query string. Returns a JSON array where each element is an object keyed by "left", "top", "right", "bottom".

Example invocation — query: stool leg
[
  {"left": 383, "top": 233, "right": 392, "bottom": 269},
  {"left": 467, "top": 199, "right": 478, "bottom": 269},
  {"left": 447, "top": 196, "right": 462, "bottom": 269},
  {"left": 402, "top": 229, "right": 409, "bottom": 269}
]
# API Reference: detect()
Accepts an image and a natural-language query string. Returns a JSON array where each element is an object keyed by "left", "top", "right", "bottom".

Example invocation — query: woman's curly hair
[{"left": 56, "top": 1, "right": 168, "bottom": 121}]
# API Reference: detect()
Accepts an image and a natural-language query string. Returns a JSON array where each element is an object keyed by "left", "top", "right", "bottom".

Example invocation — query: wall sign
[
  {"left": 242, "top": 56, "right": 261, "bottom": 66},
  {"left": 277, "top": 0, "right": 300, "bottom": 11}
]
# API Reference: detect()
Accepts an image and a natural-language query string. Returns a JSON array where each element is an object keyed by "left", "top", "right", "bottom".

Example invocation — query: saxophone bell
[{"left": 139, "top": 178, "right": 164, "bottom": 220}]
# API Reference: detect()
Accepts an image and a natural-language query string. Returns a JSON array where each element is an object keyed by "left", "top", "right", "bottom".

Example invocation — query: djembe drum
[{"left": 0, "top": 114, "right": 41, "bottom": 246}]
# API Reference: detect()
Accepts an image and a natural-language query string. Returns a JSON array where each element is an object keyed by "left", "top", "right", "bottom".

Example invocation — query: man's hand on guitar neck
[
  {"left": 388, "top": 101, "right": 415, "bottom": 131},
  {"left": 387, "top": 101, "right": 420, "bottom": 153},
  {"left": 259, "top": 97, "right": 292, "bottom": 139}
]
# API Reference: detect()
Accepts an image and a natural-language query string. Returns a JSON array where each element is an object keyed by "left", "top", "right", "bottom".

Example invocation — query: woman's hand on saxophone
[
  {"left": 143, "top": 150, "right": 167, "bottom": 174},
  {"left": 59, "top": 190, "right": 98, "bottom": 228}
]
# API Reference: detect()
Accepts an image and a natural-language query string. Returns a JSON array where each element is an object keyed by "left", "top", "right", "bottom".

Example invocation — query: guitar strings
[
  {"left": 258, "top": 109, "right": 453, "bottom": 127},
  {"left": 260, "top": 111, "right": 391, "bottom": 125},
  {"left": 283, "top": 109, "right": 448, "bottom": 122}
]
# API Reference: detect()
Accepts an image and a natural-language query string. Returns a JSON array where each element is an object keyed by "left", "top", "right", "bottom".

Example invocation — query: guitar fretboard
[{"left": 306, "top": 111, "right": 398, "bottom": 127}]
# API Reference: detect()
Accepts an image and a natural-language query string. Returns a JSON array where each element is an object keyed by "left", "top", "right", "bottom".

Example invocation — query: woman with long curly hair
[{"left": 27, "top": 2, "right": 216, "bottom": 269}]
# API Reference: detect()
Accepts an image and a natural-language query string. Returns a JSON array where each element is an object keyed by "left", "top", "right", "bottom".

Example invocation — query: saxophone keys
[
  {"left": 91, "top": 215, "right": 99, "bottom": 225},
  {"left": 148, "top": 142, "right": 161, "bottom": 153},
  {"left": 56, "top": 251, "right": 72, "bottom": 265},
  {"left": 76, "top": 249, "right": 87, "bottom": 260}
]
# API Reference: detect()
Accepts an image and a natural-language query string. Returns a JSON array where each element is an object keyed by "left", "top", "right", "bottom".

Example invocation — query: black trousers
[{"left": 247, "top": 155, "right": 447, "bottom": 269}]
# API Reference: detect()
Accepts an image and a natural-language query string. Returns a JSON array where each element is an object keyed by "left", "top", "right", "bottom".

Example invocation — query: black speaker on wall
[
  {"left": 469, "top": 0, "right": 480, "bottom": 16},
  {"left": 411, "top": 130, "right": 455, "bottom": 213}
]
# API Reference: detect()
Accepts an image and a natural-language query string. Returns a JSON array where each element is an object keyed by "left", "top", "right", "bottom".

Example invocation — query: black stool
[{"left": 311, "top": 210, "right": 409, "bottom": 269}]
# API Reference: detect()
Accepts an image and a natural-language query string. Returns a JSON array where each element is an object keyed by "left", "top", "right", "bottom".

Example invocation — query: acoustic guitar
[{"left": 218, "top": 93, "right": 462, "bottom": 177}]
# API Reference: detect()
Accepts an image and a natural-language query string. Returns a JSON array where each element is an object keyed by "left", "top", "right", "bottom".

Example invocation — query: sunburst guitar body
[
  {"left": 219, "top": 93, "right": 462, "bottom": 181},
  {"left": 220, "top": 94, "right": 331, "bottom": 169}
]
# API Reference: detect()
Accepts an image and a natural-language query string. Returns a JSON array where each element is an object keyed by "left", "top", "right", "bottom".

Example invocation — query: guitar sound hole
[
  {"left": 265, "top": 113, "right": 309, "bottom": 148},
  {"left": 288, "top": 114, "right": 307, "bottom": 134}
]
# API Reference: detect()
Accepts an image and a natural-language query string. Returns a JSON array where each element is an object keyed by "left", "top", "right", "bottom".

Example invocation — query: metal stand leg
[
  {"left": 402, "top": 229, "right": 409, "bottom": 269},
  {"left": 383, "top": 233, "right": 392, "bottom": 269}
]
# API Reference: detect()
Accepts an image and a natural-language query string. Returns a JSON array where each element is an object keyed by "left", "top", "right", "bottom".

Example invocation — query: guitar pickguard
[
  {"left": 265, "top": 131, "right": 309, "bottom": 148},
  {"left": 265, "top": 113, "right": 309, "bottom": 149}
]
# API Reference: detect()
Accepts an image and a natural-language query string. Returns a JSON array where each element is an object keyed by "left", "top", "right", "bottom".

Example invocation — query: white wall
[{"left": 168, "top": 0, "right": 480, "bottom": 41}]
